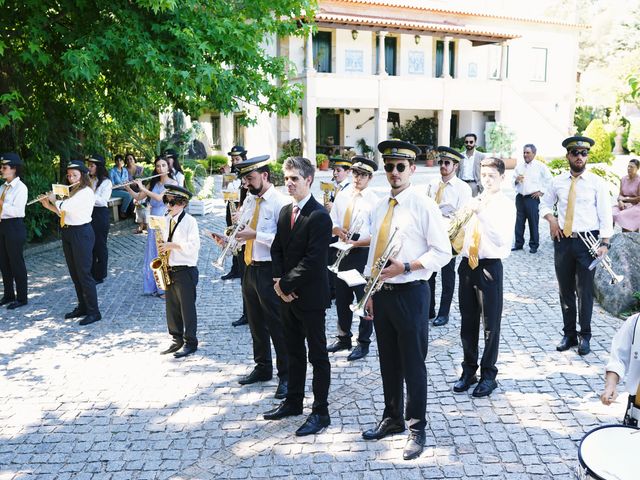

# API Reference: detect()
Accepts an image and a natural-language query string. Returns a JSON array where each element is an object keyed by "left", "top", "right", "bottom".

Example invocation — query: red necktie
[{"left": 290, "top": 205, "right": 299, "bottom": 229}]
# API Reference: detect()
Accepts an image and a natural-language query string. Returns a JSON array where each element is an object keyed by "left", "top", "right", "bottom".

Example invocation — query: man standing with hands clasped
[{"left": 265, "top": 157, "right": 333, "bottom": 437}]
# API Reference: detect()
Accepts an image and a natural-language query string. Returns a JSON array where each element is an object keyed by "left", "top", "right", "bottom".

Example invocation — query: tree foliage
[{"left": 584, "top": 119, "right": 613, "bottom": 164}]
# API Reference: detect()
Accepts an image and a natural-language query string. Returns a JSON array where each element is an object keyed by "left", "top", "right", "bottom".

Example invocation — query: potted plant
[
  {"left": 486, "top": 122, "right": 516, "bottom": 169},
  {"left": 316, "top": 153, "right": 329, "bottom": 171}
]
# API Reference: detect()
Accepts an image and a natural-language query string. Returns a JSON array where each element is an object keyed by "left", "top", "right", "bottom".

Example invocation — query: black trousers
[
  {"left": 243, "top": 262, "right": 289, "bottom": 379},
  {"left": 554, "top": 235, "right": 596, "bottom": 340},
  {"left": 166, "top": 266, "right": 199, "bottom": 347},
  {"left": 90, "top": 206, "right": 110, "bottom": 281},
  {"left": 373, "top": 282, "right": 430, "bottom": 432},
  {"left": 458, "top": 258, "right": 503, "bottom": 381},
  {"left": 0, "top": 217, "right": 28, "bottom": 302},
  {"left": 281, "top": 303, "right": 330, "bottom": 415},
  {"left": 335, "top": 247, "right": 372, "bottom": 345},
  {"left": 61, "top": 224, "right": 99, "bottom": 315},
  {"left": 327, "top": 237, "right": 337, "bottom": 298},
  {"left": 514, "top": 194, "right": 540, "bottom": 250},
  {"left": 428, "top": 257, "right": 456, "bottom": 319},
  {"left": 238, "top": 248, "right": 247, "bottom": 317}
]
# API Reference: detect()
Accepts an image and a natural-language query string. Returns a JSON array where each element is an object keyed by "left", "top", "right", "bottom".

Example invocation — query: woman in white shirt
[
  {"left": 39, "top": 161, "right": 102, "bottom": 326},
  {"left": 87, "top": 155, "right": 113, "bottom": 284}
]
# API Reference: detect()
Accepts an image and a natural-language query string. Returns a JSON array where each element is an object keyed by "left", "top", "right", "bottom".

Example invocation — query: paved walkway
[{"left": 0, "top": 168, "right": 626, "bottom": 479}]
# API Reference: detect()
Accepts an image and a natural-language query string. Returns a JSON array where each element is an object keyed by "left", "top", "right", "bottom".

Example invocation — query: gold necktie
[
  {"left": 434, "top": 182, "right": 446, "bottom": 204},
  {"left": 563, "top": 176, "right": 578, "bottom": 237},
  {"left": 373, "top": 198, "right": 398, "bottom": 269},
  {"left": 170, "top": 218, "right": 176, "bottom": 237},
  {"left": 244, "top": 197, "right": 263, "bottom": 265},
  {"left": 468, "top": 216, "right": 480, "bottom": 270},
  {"left": 343, "top": 194, "right": 359, "bottom": 231},
  {"left": 0, "top": 183, "right": 10, "bottom": 221}
]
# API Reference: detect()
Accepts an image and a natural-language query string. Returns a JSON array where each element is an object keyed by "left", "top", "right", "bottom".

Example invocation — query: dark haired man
[{"left": 457, "top": 133, "right": 485, "bottom": 197}]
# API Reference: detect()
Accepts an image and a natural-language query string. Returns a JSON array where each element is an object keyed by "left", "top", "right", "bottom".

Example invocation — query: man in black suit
[{"left": 264, "top": 156, "right": 333, "bottom": 437}]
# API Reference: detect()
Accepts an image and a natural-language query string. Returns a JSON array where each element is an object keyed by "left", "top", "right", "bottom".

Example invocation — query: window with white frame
[
  {"left": 488, "top": 45, "right": 501, "bottom": 79},
  {"left": 531, "top": 47, "right": 548, "bottom": 82}
]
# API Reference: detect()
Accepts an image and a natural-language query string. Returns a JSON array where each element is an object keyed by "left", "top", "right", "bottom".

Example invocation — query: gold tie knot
[{"left": 389, "top": 198, "right": 398, "bottom": 207}]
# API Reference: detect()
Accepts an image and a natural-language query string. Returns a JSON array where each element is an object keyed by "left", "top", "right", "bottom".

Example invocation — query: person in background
[
  {"left": 109, "top": 154, "right": 133, "bottom": 220},
  {"left": 125, "top": 156, "right": 177, "bottom": 297},
  {"left": 457, "top": 133, "right": 485, "bottom": 197},
  {"left": 0, "top": 153, "right": 29, "bottom": 310},
  {"left": 126, "top": 153, "right": 147, "bottom": 234},
  {"left": 612, "top": 158, "right": 640, "bottom": 232},
  {"left": 163, "top": 149, "right": 185, "bottom": 187},
  {"left": 86, "top": 155, "right": 112, "bottom": 284}
]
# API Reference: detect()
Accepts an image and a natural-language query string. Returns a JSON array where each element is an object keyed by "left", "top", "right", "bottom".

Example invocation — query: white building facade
[{"left": 198, "top": 0, "right": 583, "bottom": 161}]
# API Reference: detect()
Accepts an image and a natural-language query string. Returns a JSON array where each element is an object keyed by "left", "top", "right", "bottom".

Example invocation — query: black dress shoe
[
  {"left": 529, "top": 248, "right": 538, "bottom": 254},
  {"left": 231, "top": 315, "right": 248, "bottom": 327},
  {"left": 78, "top": 314, "right": 102, "bottom": 326},
  {"left": 347, "top": 344, "right": 369, "bottom": 361},
  {"left": 6, "top": 300, "right": 27, "bottom": 310},
  {"left": 472, "top": 378, "right": 498, "bottom": 398},
  {"left": 453, "top": 374, "right": 478, "bottom": 393},
  {"left": 327, "top": 338, "right": 352, "bottom": 353},
  {"left": 160, "top": 342, "right": 183, "bottom": 355},
  {"left": 403, "top": 430, "right": 426, "bottom": 460},
  {"left": 432, "top": 315, "right": 449, "bottom": 327},
  {"left": 362, "top": 417, "right": 405, "bottom": 440},
  {"left": 295, "top": 413, "right": 330, "bottom": 436},
  {"left": 221, "top": 270, "right": 240, "bottom": 280},
  {"left": 511, "top": 246, "right": 523, "bottom": 251},
  {"left": 64, "top": 307, "right": 87, "bottom": 319},
  {"left": 263, "top": 401, "right": 303, "bottom": 420},
  {"left": 556, "top": 336, "right": 578, "bottom": 352},
  {"left": 238, "top": 369, "right": 272, "bottom": 385},
  {"left": 174, "top": 344, "right": 197, "bottom": 358},
  {"left": 274, "top": 379, "right": 288, "bottom": 399},
  {"left": 578, "top": 338, "right": 591, "bottom": 356},
  {"left": 94, "top": 278, "right": 104, "bottom": 285},
  {"left": 0, "top": 297, "right": 15, "bottom": 306}
]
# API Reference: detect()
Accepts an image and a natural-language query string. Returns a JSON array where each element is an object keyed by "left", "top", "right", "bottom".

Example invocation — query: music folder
[
  {"left": 330, "top": 240, "right": 354, "bottom": 252},
  {"left": 337, "top": 269, "right": 367, "bottom": 287}
]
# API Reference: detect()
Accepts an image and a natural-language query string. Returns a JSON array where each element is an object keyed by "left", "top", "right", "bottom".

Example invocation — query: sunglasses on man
[
  {"left": 162, "top": 194, "right": 182, "bottom": 206},
  {"left": 570, "top": 149, "right": 589, "bottom": 157},
  {"left": 437, "top": 159, "right": 453, "bottom": 166},
  {"left": 383, "top": 162, "right": 408, "bottom": 173}
]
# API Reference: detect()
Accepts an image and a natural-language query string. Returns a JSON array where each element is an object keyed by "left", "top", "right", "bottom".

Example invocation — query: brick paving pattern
[{"left": 0, "top": 169, "right": 625, "bottom": 479}]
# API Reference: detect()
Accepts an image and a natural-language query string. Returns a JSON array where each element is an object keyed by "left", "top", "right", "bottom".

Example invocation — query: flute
[
  {"left": 27, "top": 182, "right": 80, "bottom": 206},
  {"left": 111, "top": 174, "right": 162, "bottom": 190}
]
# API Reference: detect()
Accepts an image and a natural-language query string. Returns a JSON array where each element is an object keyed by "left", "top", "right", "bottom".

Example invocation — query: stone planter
[
  {"left": 501, "top": 157, "right": 517, "bottom": 169},
  {"left": 187, "top": 198, "right": 215, "bottom": 216}
]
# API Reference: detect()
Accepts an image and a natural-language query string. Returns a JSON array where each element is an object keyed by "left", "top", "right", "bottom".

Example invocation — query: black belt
[
  {"left": 462, "top": 179, "right": 476, "bottom": 183},
  {"left": 380, "top": 280, "right": 426, "bottom": 291},
  {"left": 62, "top": 223, "right": 90, "bottom": 229},
  {"left": 248, "top": 261, "right": 271, "bottom": 267},
  {"left": 0, "top": 217, "right": 24, "bottom": 222},
  {"left": 568, "top": 230, "right": 599, "bottom": 239},
  {"left": 168, "top": 265, "right": 195, "bottom": 273}
]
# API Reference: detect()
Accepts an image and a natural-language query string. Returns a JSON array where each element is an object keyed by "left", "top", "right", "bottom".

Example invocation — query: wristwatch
[
  {"left": 403, "top": 262, "right": 411, "bottom": 274},
  {"left": 601, "top": 242, "right": 611, "bottom": 249}
]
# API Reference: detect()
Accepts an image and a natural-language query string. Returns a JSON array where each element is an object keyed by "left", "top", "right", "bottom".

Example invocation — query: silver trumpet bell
[{"left": 576, "top": 231, "right": 624, "bottom": 285}]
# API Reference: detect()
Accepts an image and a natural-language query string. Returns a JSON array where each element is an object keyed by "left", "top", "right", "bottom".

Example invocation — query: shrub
[
  {"left": 198, "top": 155, "right": 228, "bottom": 174},
  {"left": 584, "top": 119, "right": 613, "bottom": 164},
  {"left": 315, "top": 153, "right": 328, "bottom": 168},
  {"left": 278, "top": 138, "right": 302, "bottom": 163},
  {"left": 23, "top": 170, "right": 56, "bottom": 242},
  {"left": 270, "top": 162, "right": 284, "bottom": 186},
  {"left": 545, "top": 157, "right": 568, "bottom": 176},
  {"left": 355, "top": 138, "right": 374, "bottom": 157},
  {"left": 486, "top": 123, "right": 515, "bottom": 158},
  {"left": 627, "top": 118, "right": 640, "bottom": 154},
  {"left": 390, "top": 116, "right": 437, "bottom": 146},
  {"left": 183, "top": 167, "right": 195, "bottom": 192}
]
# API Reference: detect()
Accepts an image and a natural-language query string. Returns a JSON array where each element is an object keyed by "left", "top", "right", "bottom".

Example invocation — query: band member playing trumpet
[
  {"left": 361, "top": 140, "right": 450, "bottom": 461},
  {"left": 326, "top": 157, "right": 352, "bottom": 300},
  {"left": 541, "top": 136, "right": 613, "bottom": 356},
  {"left": 327, "top": 156, "right": 379, "bottom": 361},
  {"left": 157, "top": 185, "right": 200, "bottom": 358},
  {"left": 221, "top": 145, "right": 247, "bottom": 283},
  {"left": 454, "top": 158, "right": 516, "bottom": 398},
  {"left": 232, "top": 156, "right": 290, "bottom": 398},
  {"left": 0, "top": 153, "right": 28, "bottom": 310},
  {"left": 86, "top": 155, "right": 112, "bottom": 284},
  {"left": 426, "top": 147, "right": 472, "bottom": 327},
  {"left": 39, "top": 161, "right": 102, "bottom": 325},
  {"left": 265, "top": 157, "right": 332, "bottom": 437}
]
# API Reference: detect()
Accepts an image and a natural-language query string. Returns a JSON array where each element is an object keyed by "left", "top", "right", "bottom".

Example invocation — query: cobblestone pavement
[{"left": 0, "top": 168, "right": 626, "bottom": 479}]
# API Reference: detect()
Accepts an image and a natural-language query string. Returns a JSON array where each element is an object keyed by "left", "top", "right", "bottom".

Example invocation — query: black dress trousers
[
  {"left": 553, "top": 235, "right": 596, "bottom": 340},
  {"left": 428, "top": 256, "right": 456, "bottom": 319},
  {"left": 166, "top": 266, "right": 199, "bottom": 347},
  {"left": 514, "top": 194, "right": 540, "bottom": 250},
  {"left": 372, "top": 282, "right": 430, "bottom": 432},
  {"left": 61, "top": 224, "right": 99, "bottom": 315},
  {"left": 458, "top": 258, "right": 503, "bottom": 381},
  {"left": 90, "top": 206, "right": 110, "bottom": 281},
  {"left": 335, "top": 247, "right": 372, "bottom": 345},
  {"left": 0, "top": 217, "right": 28, "bottom": 302},
  {"left": 242, "top": 262, "right": 289, "bottom": 379}
]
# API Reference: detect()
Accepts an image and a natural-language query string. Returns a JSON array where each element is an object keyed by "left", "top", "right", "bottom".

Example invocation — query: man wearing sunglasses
[
  {"left": 361, "top": 140, "right": 451, "bottom": 461},
  {"left": 541, "top": 136, "right": 613, "bottom": 356},
  {"left": 457, "top": 133, "right": 485, "bottom": 197},
  {"left": 426, "top": 146, "right": 472, "bottom": 327}
]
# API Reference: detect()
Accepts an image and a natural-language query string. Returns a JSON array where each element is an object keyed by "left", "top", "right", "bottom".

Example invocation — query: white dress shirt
[
  {"left": 0, "top": 177, "right": 28, "bottom": 219},
  {"left": 540, "top": 171, "right": 614, "bottom": 238},
  {"left": 291, "top": 192, "right": 312, "bottom": 224},
  {"left": 426, "top": 176, "right": 472, "bottom": 219},
  {"left": 459, "top": 191, "right": 516, "bottom": 260},
  {"left": 330, "top": 186, "right": 379, "bottom": 240},
  {"left": 606, "top": 313, "right": 640, "bottom": 395},
  {"left": 91, "top": 178, "right": 113, "bottom": 207},
  {"left": 162, "top": 211, "right": 200, "bottom": 267},
  {"left": 365, "top": 185, "right": 452, "bottom": 283},
  {"left": 513, "top": 160, "right": 552, "bottom": 196},
  {"left": 460, "top": 154, "right": 476, "bottom": 181},
  {"left": 332, "top": 179, "right": 352, "bottom": 201},
  {"left": 242, "top": 185, "right": 291, "bottom": 262},
  {"left": 56, "top": 187, "right": 95, "bottom": 225}
]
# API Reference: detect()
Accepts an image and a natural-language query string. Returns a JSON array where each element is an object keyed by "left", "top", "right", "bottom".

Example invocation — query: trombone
[{"left": 576, "top": 231, "right": 624, "bottom": 285}]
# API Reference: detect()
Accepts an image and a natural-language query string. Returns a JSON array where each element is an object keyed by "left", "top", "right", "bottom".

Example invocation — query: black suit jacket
[{"left": 271, "top": 195, "right": 332, "bottom": 311}]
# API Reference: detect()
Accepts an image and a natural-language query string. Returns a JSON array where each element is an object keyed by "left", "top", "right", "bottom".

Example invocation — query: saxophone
[{"left": 149, "top": 216, "right": 171, "bottom": 290}]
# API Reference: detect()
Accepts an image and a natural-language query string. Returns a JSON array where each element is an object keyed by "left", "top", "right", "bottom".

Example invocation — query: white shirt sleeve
[{"left": 605, "top": 314, "right": 638, "bottom": 381}]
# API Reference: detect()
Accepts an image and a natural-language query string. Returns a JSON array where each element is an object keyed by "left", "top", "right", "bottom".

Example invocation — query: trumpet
[
  {"left": 350, "top": 227, "right": 400, "bottom": 317},
  {"left": 27, "top": 182, "right": 80, "bottom": 206},
  {"left": 320, "top": 181, "right": 336, "bottom": 207},
  {"left": 328, "top": 213, "right": 364, "bottom": 274},
  {"left": 213, "top": 205, "right": 251, "bottom": 271},
  {"left": 111, "top": 174, "right": 162, "bottom": 190},
  {"left": 576, "top": 231, "right": 624, "bottom": 285}
]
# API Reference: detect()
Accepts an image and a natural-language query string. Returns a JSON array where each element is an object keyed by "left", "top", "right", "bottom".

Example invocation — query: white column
[
  {"left": 500, "top": 42, "right": 508, "bottom": 80},
  {"left": 220, "top": 113, "right": 234, "bottom": 154},
  {"left": 305, "top": 31, "right": 316, "bottom": 73},
  {"left": 377, "top": 31, "right": 388, "bottom": 76},
  {"left": 441, "top": 37, "right": 452, "bottom": 79},
  {"left": 374, "top": 108, "right": 388, "bottom": 163},
  {"left": 437, "top": 109, "right": 452, "bottom": 146}
]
